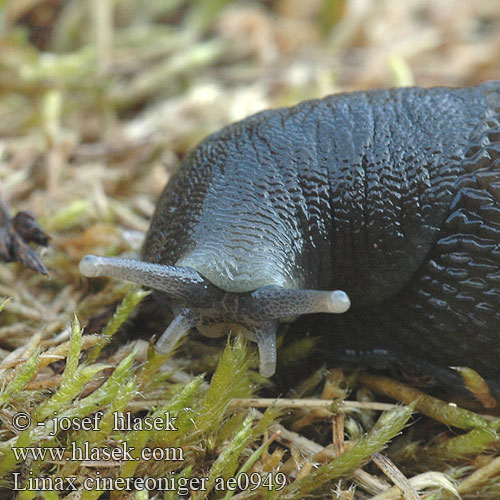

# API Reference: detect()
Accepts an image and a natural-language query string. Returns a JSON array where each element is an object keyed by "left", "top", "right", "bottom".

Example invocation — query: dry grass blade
[
  {"left": 368, "top": 472, "right": 459, "bottom": 500},
  {"left": 358, "top": 374, "right": 493, "bottom": 430},
  {"left": 229, "top": 398, "right": 396, "bottom": 411},
  {"left": 371, "top": 452, "right": 420, "bottom": 500},
  {"left": 456, "top": 456, "right": 500, "bottom": 496},
  {"left": 453, "top": 366, "right": 498, "bottom": 409}
]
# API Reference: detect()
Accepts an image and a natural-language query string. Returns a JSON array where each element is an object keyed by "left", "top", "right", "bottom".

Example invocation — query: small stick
[
  {"left": 229, "top": 397, "right": 396, "bottom": 412},
  {"left": 371, "top": 452, "right": 420, "bottom": 500}
]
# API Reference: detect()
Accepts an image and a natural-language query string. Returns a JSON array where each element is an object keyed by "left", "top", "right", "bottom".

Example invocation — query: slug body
[{"left": 80, "top": 82, "right": 500, "bottom": 388}]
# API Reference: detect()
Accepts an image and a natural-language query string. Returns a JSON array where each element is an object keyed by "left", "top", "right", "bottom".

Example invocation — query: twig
[
  {"left": 371, "top": 452, "right": 420, "bottom": 500},
  {"left": 230, "top": 397, "right": 397, "bottom": 411}
]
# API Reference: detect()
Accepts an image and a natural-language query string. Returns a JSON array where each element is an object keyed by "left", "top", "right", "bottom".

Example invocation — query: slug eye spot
[
  {"left": 79, "top": 255, "right": 104, "bottom": 277},
  {"left": 245, "top": 286, "right": 351, "bottom": 318}
]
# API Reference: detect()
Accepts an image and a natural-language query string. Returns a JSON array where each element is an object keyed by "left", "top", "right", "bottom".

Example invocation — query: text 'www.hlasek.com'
[{"left": 9, "top": 410, "right": 287, "bottom": 494}]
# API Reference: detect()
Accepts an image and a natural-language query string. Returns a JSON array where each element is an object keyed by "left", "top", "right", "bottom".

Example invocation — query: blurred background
[
  {"left": 0, "top": 3, "right": 500, "bottom": 496},
  {"left": 0, "top": 0, "right": 499, "bottom": 347}
]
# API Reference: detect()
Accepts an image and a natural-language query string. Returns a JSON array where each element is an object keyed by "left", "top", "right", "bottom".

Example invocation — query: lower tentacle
[
  {"left": 156, "top": 309, "right": 197, "bottom": 353},
  {"left": 253, "top": 321, "right": 278, "bottom": 377}
]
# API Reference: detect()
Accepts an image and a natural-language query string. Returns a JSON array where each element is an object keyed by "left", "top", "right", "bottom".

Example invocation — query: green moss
[
  {"left": 0, "top": 348, "right": 40, "bottom": 408},
  {"left": 89, "top": 284, "right": 149, "bottom": 361},
  {"left": 279, "top": 404, "right": 414, "bottom": 499}
]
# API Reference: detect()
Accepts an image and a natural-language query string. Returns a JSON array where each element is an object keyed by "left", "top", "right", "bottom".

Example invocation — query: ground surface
[{"left": 1, "top": 1, "right": 500, "bottom": 499}]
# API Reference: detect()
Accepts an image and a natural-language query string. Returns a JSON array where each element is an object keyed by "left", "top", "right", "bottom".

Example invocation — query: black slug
[{"left": 80, "top": 82, "right": 500, "bottom": 390}]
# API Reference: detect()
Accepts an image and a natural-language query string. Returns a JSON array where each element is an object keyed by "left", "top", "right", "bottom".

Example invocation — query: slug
[{"left": 79, "top": 82, "right": 500, "bottom": 389}]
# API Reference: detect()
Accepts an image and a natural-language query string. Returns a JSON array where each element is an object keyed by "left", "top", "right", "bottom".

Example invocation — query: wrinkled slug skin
[{"left": 144, "top": 82, "right": 500, "bottom": 389}]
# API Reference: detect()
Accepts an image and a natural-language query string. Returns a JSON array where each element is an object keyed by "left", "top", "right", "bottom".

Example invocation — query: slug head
[{"left": 79, "top": 255, "right": 350, "bottom": 377}]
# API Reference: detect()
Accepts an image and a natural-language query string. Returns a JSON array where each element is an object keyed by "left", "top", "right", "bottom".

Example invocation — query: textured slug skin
[{"left": 143, "top": 82, "right": 500, "bottom": 388}]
